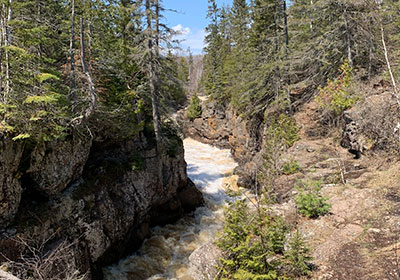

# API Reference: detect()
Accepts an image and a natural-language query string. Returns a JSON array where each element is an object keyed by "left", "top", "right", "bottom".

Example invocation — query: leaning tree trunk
[
  {"left": 309, "top": 0, "right": 313, "bottom": 33},
  {"left": 380, "top": 18, "right": 400, "bottom": 143}
]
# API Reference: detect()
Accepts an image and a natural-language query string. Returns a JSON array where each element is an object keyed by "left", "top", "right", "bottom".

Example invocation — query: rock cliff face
[
  {"left": 0, "top": 130, "right": 203, "bottom": 279},
  {"left": 182, "top": 101, "right": 264, "bottom": 164},
  {"left": 0, "top": 138, "right": 24, "bottom": 226},
  {"left": 180, "top": 100, "right": 265, "bottom": 189}
]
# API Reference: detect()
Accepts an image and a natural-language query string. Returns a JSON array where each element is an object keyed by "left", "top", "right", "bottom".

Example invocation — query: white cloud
[
  {"left": 172, "top": 24, "right": 190, "bottom": 35},
  {"left": 172, "top": 24, "right": 206, "bottom": 54}
]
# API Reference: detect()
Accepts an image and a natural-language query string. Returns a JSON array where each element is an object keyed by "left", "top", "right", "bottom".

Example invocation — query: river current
[{"left": 104, "top": 138, "right": 238, "bottom": 280}]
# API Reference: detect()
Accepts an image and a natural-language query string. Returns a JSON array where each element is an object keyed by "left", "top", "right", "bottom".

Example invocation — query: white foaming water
[{"left": 104, "top": 138, "right": 238, "bottom": 280}]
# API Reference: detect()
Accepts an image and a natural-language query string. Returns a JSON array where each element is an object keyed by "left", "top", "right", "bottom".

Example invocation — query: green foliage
[
  {"left": 164, "top": 134, "right": 181, "bottom": 158},
  {"left": 259, "top": 114, "right": 299, "bottom": 197},
  {"left": 282, "top": 160, "right": 301, "bottom": 175},
  {"left": 315, "top": 61, "right": 358, "bottom": 126},
  {"left": 24, "top": 92, "right": 62, "bottom": 105},
  {"left": 200, "top": 0, "right": 385, "bottom": 119},
  {"left": 37, "top": 73, "right": 60, "bottom": 83},
  {"left": 268, "top": 114, "right": 300, "bottom": 148},
  {"left": 12, "top": 133, "right": 31, "bottom": 141},
  {"left": 0, "top": 0, "right": 185, "bottom": 147},
  {"left": 294, "top": 180, "right": 331, "bottom": 218},
  {"left": 217, "top": 200, "right": 290, "bottom": 280},
  {"left": 130, "top": 153, "right": 145, "bottom": 171},
  {"left": 284, "top": 231, "right": 312, "bottom": 277},
  {"left": 186, "top": 93, "right": 203, "bottom": 120}
]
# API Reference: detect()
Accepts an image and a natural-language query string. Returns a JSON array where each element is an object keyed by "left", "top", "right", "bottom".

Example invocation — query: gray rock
[
  {"left": 26, "top": 132, "right": 92, "bottom": 196},
  {"left": 0, "top": 132, "right": 203, "bottom": 278},
  {"left": 341, "top": 92, "right": 398, "bottom": 155},
  {"left": 0, "top": 138, "right": 24, "bottom": 227},
  {"left": 341, "top": 116, "right": 361, "bottom": 157},
  {"left": 188, "top": 242, "right": 224, "bottom": 280},
  {"left": 183, "top": 103, "right": 264, "bottom": 163}
]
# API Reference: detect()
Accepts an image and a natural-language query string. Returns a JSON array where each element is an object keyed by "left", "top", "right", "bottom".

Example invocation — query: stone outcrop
[
  {"left": 0, "top": 137, "right": 24, "bottom": 226},
  {"left": 181, "top": 101, "right": 264, "bottom": 164},
  {"left": 341, "top": 92, "right": 398, "bottom": 155},
  {"left": 0, "top": 131, "right": 203, "bottom": 279},
  {"left": 26, "top": 133, "right": 92, "bottom": 196},
  {"left": 180, "top": 100, "right": 265, "bottom": 190},
  {"left": 341, "top": 114, "right": 362, "bottom": 158},
  {"left": 188, "top": 242, "right": 224, "bottom": 280}
]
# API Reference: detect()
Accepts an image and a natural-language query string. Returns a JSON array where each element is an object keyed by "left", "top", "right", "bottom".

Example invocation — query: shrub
[
  {"left": 217, "top": 200, "right": 289, "bottom": 280},
  {"left": 186, "top": 93, "right": 202, "bottom": 120},
  {"left": 315, "top": 60, "right": 358, "bottom": 126},
  {"left": 268, "top": 114, "right": 300, "bottom": 148},
  {"left": 282, "top": 160, "right": 301, "bottom": 175},
  {"left": 259, "top": 114, "right": 300, "bottom": 194},
  {"left": 294, "top": 180, "right": 331, "bottom": 218},
  {"left": 284, "top": 230, "right": 312, "bottom": 277}
]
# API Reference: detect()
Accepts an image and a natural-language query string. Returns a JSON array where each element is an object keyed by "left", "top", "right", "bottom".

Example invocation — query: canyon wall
[{"left": 0, "top": 130, "right": 203, "bottom": 278}]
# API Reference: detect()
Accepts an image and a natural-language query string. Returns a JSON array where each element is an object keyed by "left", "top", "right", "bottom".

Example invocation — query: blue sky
[{"left": 164, "top": 0, "right": 233, "bottom": 54}]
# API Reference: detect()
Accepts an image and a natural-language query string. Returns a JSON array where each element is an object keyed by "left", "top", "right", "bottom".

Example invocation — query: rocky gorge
[{"left": 0, "top": 128, "right": 203, "bottom": 279}]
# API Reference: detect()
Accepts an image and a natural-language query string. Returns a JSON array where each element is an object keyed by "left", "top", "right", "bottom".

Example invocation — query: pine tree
[
  {"left": 186, "top": 92, "right": 202, "bottom": 120},
  {"left": 285, "top": 230, "right": 312, "bottom": 277}
]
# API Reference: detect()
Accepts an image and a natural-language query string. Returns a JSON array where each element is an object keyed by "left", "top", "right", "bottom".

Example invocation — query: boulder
[
  {"left": 188, "top": 242, "right": 224, "bottom": 280},
  {"left": 341, "top": 92, "right": 398, "bottom": 155},
  {"left": 178, "top": 179, "right": 204, "bottom": 212}
]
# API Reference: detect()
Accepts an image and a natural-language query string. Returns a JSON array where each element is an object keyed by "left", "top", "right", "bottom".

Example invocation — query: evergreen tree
[
  {"left": 201, "top": 0, "right": 231, "bottom": 104},
  {"left": 186, "top": 92, "right": 202, "bottom": 120},
  {"left": 284, "top": 230, "right": 312, "bottom": 277}
]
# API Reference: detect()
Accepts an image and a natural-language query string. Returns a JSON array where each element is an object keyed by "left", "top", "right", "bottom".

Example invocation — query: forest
[
  {"left": 0, "top": 0, "right": 189, "bottom": 145},
  {"left": 1, "top": 0, "right": 400, "bottom": 279},
  {"left": 1, "top": 0, "right": 399, "bottom": 140}
]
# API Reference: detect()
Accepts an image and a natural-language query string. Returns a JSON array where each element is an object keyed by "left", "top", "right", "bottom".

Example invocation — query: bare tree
[
  {"left": 2, "top": 235, "right": 87, "bottom": 280},
  {"left": 80, "top": 16, "right": 96, "bottom": 121}
]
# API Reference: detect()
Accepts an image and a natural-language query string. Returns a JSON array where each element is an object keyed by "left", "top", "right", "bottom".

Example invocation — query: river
[{"left": 104, "top": 138, "right": 238, "bottom": 280}]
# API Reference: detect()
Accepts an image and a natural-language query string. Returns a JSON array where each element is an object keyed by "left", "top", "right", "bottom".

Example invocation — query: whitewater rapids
[{"left": 104, "top": 138, "right": 238, "bottom": 280}]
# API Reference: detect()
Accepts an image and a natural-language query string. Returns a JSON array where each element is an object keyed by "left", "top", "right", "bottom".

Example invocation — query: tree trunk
[
  {"left": 380, "top": 20, "right": 400, "bottom": 143},
  {"left": 344, "top": 9, "right": 353, "bottom": 67},
  {"left": 283, "top": 0, "right": 289, "bottom": 58},
  {"left": 70, "top": 0, "right": 76, "bottom": 113},
  {"left": 37, "top": 0, "right": 42, "bottom": 57},
  {"left": 3, "top": 0, "right": 12, "bottom": 104},
  {"left": 80, "top": 17, "right": 96, "bottom": 121},
  {"left": 309, "top": 0, "right": 313, "bottom": 33},
  {"left": 146, "top": 0, "right": 162, "bottom": 145},
  {"left": 380, "top": 22, "right": 399, "bottom": 97},
  {"left": 0, "top": 5, "right": 5, "bottom": 101},
  {"left": 273, "top": 1, "right": 279, "bottom": 52},
  {"left": 368, "top": 42, "right": 373, "bottom": 80},
  {"left": 283, "top": 0, "right": 292, "bottom": 113}
]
